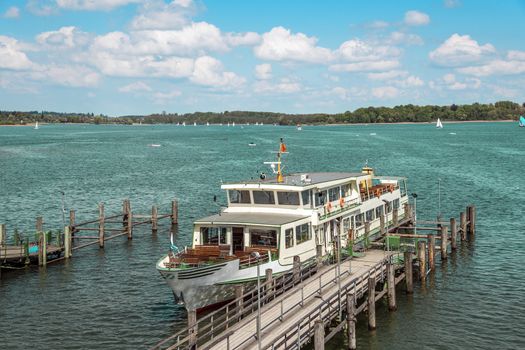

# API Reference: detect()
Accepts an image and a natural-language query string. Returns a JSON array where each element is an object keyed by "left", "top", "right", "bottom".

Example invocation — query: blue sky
[{"left": 0, "top": 0, "right": 524, "bottom": 116}]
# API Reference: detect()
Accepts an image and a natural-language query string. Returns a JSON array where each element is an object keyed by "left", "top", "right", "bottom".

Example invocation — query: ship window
[
  {"left": 341, "top": 184, "right": 351, "bottom": 197},
  {"left": 385, "top": 201, "right": 392, "bottom": 213},
  {"left": 328, "top": 187, "right": 340, "bottom": 202},
  {"left": 366, "top": 209, "right": 374, "bottom": 222},
  {"left": 200, "top": 227, "right": 227, "bottom": 245},
  {"left": 285, "top": 228, "right": 294, "bottom": 248},
  {"left": 393, "top": 199, "right": 400, "bottom": 209},
  {"left": 343, "top": 217, "right": 350, "bottom": 232},
  {"left": 229, "top": 190, "right": 251, "bottom": 204},
  {"left": 295, "top": 223, "right": 311, "bottom": 244},
  {"left": 400, "top": 180, "right": 407, "bottom": 196},
  {"left": 250, "top": 229, "right": 277, "bottom": 247},
  {"left": 253, "top": 190, "right": 275, "bottom": 204},
  {"left": 315, "top": 190, "right": 327, "bottom": 206},
  {"left": 355, "top": 214, "right": 364, "bottom": 228},
  {"left": 375, "top": 206, "right": 383, "bottom": 218},
  {"left": 301, "top": 190, "right": 311, "bottom": 206},
  {"left": 277, "top": 192, "right": 300, "bottom": 205}
]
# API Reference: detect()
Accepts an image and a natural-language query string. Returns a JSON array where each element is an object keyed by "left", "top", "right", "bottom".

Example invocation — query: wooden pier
[
  {"left": 152, "top": 204, "right": 477, "bottom": 350},
  {"left": 0, "top": 199, "right": 179, "bottom": 272}
]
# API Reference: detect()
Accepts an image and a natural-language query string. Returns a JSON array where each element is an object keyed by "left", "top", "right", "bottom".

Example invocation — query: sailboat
[
  {"left": 436, "top": 118, "right": 443, "bottom": 129},
  {"left": 519, "top": 116, "right": 525, "bottom": 127},
  {"left": 34, "top": 122, "right": 39, "bottom": 130}
]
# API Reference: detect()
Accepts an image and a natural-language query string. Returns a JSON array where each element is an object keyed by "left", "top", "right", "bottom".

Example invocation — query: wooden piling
[
  {"left": 387, "top": 262, "right": 397, "bottom": 311},
  {"left": 152, "top": 205, "right": 158, "bottom": 233},
  {"left": 316, "top": 244, "right": 323, "bottom": 268},
  {"left": 418, "top": 241, "right": 426, "bottom": 281},
  {"left": 428, "top": 235, "right": 435, "bottom": 271},
  {"left": 468, "top": 205, "right": 476, "bottom": 236},
  {"left": 367, "top": 277, "right": 376, "bottom": 330},
  {"left": 235, "top": 285, "right": 244, "bottom": 319},
  {"left": 38, "top": 232, "right": 47, "bottom": 267},
  {"left": 0, "top": 223, "right": 5, "bottom": 245},
  {"left": 36, "top": 216, "right": 43, "bottom": 233},
  {"left": 126, "top": 200, "right": 132, "bottom": 240},
  {"left": 393, "top": 208, "right": 399, "bottom": 227},
  {"left": 314, "top": 319, "right": 325, "bottom": 350},
  {"left": 379, "top": 213, "right": 385, "bottom": 236},
  {"left": 364, "top": 222, "right": 370, "bottom": 248},
  {"left": 265, "top": 268, "right": 273, "bottom": 301},
  {"left": 346, "top": 294, "right": 356, "bottom": 350},
  {"left": 293, "top": 255, "right": 301, "bottom": 283},
  {"left": 98, "top": 202, "right": 105, "bottom": 248},
  {"left": 187, "top": 309, "right": 197, "bottom": 349},
  {"left": 440, "top": 226, "right": 448, "bottom": 260},
  {"left": 460, "top": 211, "right": 467, "bottom": 241},
  {"left": 450, "top": 217, "right": 457, "bottom": 250},
  {"left": 403, "top": 202, "right": 411, "bottom": 221},
  {"left": 404, "top": 251, "right": 413, "bottom": 293},
  {"left": 64, "top": 226, "right": 72, "bottom": 259},
  {"left": 69, "top": 209, "right": 76, "bottom": 234},
  {"left": 171, "top": 200, "right": 178, "bottom": 225}
]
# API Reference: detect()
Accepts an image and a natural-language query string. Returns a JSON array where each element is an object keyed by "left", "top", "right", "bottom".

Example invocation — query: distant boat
[
  {"left": 297, "top": 124, "right": 302, "bottom": 131},
  {"left": 182, "top": 122, "right": 186, "bottom": 126},
  {"left": 369, "top": 133, "right": 377, "bottom": 136},
  {"left": 248, "top": 142, "right": 256, "bottom": 147},
  {"left": 149, "top": 144, "right": 161, "bottom": 147},
  {"left": 207, "top": 122, "right": 210, "bottom": 126},
  {"left": 232, "top": 122, "right": 235, "bottom": 127},
  {"left": 34, "top": 122, "right": 39, "bottom": 130},
  {"left": 436, "top": 118, "right": 443, "bottom": 128},
  {"left": 519, "top": 116, "right": 525, "bottom": 127}
]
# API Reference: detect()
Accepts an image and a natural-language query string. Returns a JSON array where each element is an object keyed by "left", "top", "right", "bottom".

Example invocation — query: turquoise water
[{"left": 0, "top": 123, "right": 524, "bottom": 349}]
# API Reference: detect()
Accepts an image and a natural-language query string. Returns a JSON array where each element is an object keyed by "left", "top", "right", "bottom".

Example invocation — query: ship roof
[
  {"left": 223, "top": 172, "right": 365, "bottom": 187},
  {"left": 195, "top": 212, "right": 309, "bottom": 227}
]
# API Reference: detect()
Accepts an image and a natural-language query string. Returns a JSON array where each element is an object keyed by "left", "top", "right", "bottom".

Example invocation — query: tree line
[{"left": 1, "top": 101, "right": 524, "bottom": 125}]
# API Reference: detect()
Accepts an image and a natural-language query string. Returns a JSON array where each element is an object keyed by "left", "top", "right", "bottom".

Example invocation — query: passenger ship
[{"left": 157, "top": 141, "right": 409, "bottom": 311}]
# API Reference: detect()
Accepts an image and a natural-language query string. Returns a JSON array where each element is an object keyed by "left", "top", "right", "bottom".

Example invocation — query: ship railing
[
  {"left": 150, "top": 257, "right": 320, "bottom": 350},
  {"left": 318, "top": 197, "right": 360, "bottom": 221},
  {"left": 360, "top": 184, "right": 399, "bottom": 202}
]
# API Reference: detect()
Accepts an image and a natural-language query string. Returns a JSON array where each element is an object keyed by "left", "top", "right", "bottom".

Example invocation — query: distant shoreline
[{"left": 0, "top": 120, "right": 516, "bottom": 127}]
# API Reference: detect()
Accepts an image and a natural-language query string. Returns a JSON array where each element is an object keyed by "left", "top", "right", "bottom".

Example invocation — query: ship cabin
[{"left": 176, "top": 170, "right": 408, "bottom": 268}]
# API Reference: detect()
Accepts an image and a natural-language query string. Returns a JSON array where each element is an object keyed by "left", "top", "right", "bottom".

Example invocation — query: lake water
[{"left": 0, "top": 122, "right": 523, "bottom": 349}]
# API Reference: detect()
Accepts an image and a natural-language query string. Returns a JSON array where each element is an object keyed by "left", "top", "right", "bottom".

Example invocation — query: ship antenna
[{"left": 263, "top": 139, "right": 288, "bottom": 182}]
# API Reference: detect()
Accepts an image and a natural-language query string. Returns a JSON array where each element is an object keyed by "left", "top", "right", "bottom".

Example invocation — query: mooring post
[
  {"left": 367, "top": 276, "right": 376, "bottom": 330},
  {"left": 293, "top": 255, "right": 301, "bottom": 283},
  {"left": 171, "top": 200, "right": 178, "bottom": 225},
  {"left": 470, "top": 205, "right": 476, "bottom": 236},
  {"left": 265, "top": 268, "right": 273, "bottom": 302},
  {"left": 364, "top": 222, "right": 370, "bottom": 249},
  {"left": 38, "top": 232, "right": 47, "bottom": 267},
  {"left": 387, "top": 262, "right": 397, "bottom": 311},
  {"left": 460, "top": 211, "right": 467, "bottom": 241},
  {"left": 98, "top": 202, "right": 105, "bottom": 248},
  {"left": 347, "top": 293, "right": 356, "bottom": 349},
  {"left": 64, "top": 226, "right": 72, "bottom": 259},
  {"left": 36, "top": 216, "right": 43, "bottom": 233},
  {"left": 316, "top": 244, "right": 323, "bottom": 268},
  {"left": 418, "top": 241, "right": 426, "bottom": 281},
  {"left": 0, "top": 223, "right": 5, "bottom": 246},
  {"left": 450, "top": 217, "right": 457, "bottom": 250},
  {"left": 314, "top": 319, "right": 325, "bottom": 350},
  {"left": 235, "top": 284, "right": 244, "bottom": 320},
  {"left": 404, "top": 251, "right": 413, "bottom": 293},
  {"left": 68, "top": 209, "right": 76, "bottom": 235},
  {"left": 151, "top": 205, "right": 158, "bottom": 233},
  {"left": 393, "top": 208, "right": 399, "bottom": 227},
  {"left": 466, "top": 205, "right": 472, "bottom": 236},
  {"left": 403, "top": 202, "right": 410, "bottom": 221},
  {"left": 379, "top": 213, "right": 385, "bottom": 236},
  {"left": 126, "top": 200, "right": 132, "bottom": 240},
  {"left": 440, "top": 226, "right": 448, "bottom": 260},
  {"left": 122, "top": 199, "right": 129, "bottom": 228},
  {"left": 187, "top": 309, "right": 197, "bottom": 349},
  {"left": 428, "top": 235, "right": 435, "bottom": 271}
]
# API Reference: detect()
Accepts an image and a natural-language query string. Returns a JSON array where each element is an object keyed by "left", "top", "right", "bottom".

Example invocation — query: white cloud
[
  {"left": 429, "top": 34, "right": 495, "bottom": 66},
  {"left": 431, "top": 73, "right": 480, "bottom": 90},
  {"left": 36, "top": 26, "right": 90, "bottom": 49},
  {"left": 507, "top": 50, "right": 525, "bottom": 61},
  {"left": 152, "top": 90, "right": 182, "bottom": 104},
  {"left": 118, "top": 81, "right": 152, "bottom": 92},
  {"left": 372, "top": 86, "right": 399, "bottom": 98},
  {"left": 56, "top": 0, "right": 140, "bottom": 11},
  {"left": 4, "top": 6, "right": 20, "bottom": 18},
  {"left": 173, "top": 0, "right": 193, "bottom": 8},
  {"left": 254, "top": 26, "right": 333, "bottom": 63},
  {"left": 190, "top": 56, "right": 245, "bottom": 88},
  {"left": 444, "top": 0, "right": 461, "bottom": 8},
  {"left": 0, "top": 36, "right": 34, "bottom": 70},
  {"left": 330, "top": 60, "right": 400, "bottom": 72},
  {"left": 367, "top": 70, "right": 407, "bottom": 80},
  {"left": 365, "top": 21, "right": 390, "bottom": 29},
  {"left": 44, "top": 65, "right": 100, "bottom": 87},
  {"left": 404, "top": 11, "right": 430, "bottom": 26},
  {"left": 254, "top": 78, "right": 301, "bottom": 94},
  {"left": 491, "top": 85, "right": 518, "bottom": 98},
  {"left": 337, "top": 39, "right": 401, "bottom": 62},
  {"left": 130, "top": 0, "right": 194, "bottom": 30},
  {"left": 457, "top": 60, "right": 525, "bottom": 76},
  {"left": 26, "top": 0, "right": 57, "bottom": 16},
  {"left": 396, "top": 75, "right": 425, "bottom": 87},
  {"left": 255, "top": 64, "right": 272, "bottom": 80},
  {"left": 225, "top": 32, "right": 261, "bottom": 47}
]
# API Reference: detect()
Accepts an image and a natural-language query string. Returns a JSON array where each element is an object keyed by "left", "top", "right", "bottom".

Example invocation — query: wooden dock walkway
[{"left": 204, "top": 250, "right": 391, "bottom": 350}]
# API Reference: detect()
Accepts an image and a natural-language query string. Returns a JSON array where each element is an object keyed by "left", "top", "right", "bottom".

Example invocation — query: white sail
[
  {"left": 34, "top": 122, "right": 39, "bottom": 130},
  {"left": 436, "top": 118, "right": 443, "bottom": 128}
]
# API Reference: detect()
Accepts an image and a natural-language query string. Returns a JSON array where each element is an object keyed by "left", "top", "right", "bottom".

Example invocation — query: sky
[{"left": 0, "top": 0, "right": 525, "bottom": 116}]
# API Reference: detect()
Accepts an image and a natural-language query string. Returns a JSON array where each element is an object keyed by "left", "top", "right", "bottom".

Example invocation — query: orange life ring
[
  {"left": 339, "top": 197, "right": 345, "bottom": 207},
  {"left": 375, "top": 189, "right": 381, "bottom": 197},
  {"left": 389, "top": 185, "right": 394, "bottom": 193},
  {"left": 326, "top": 202, "right": 332, "bottom": 212}
]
